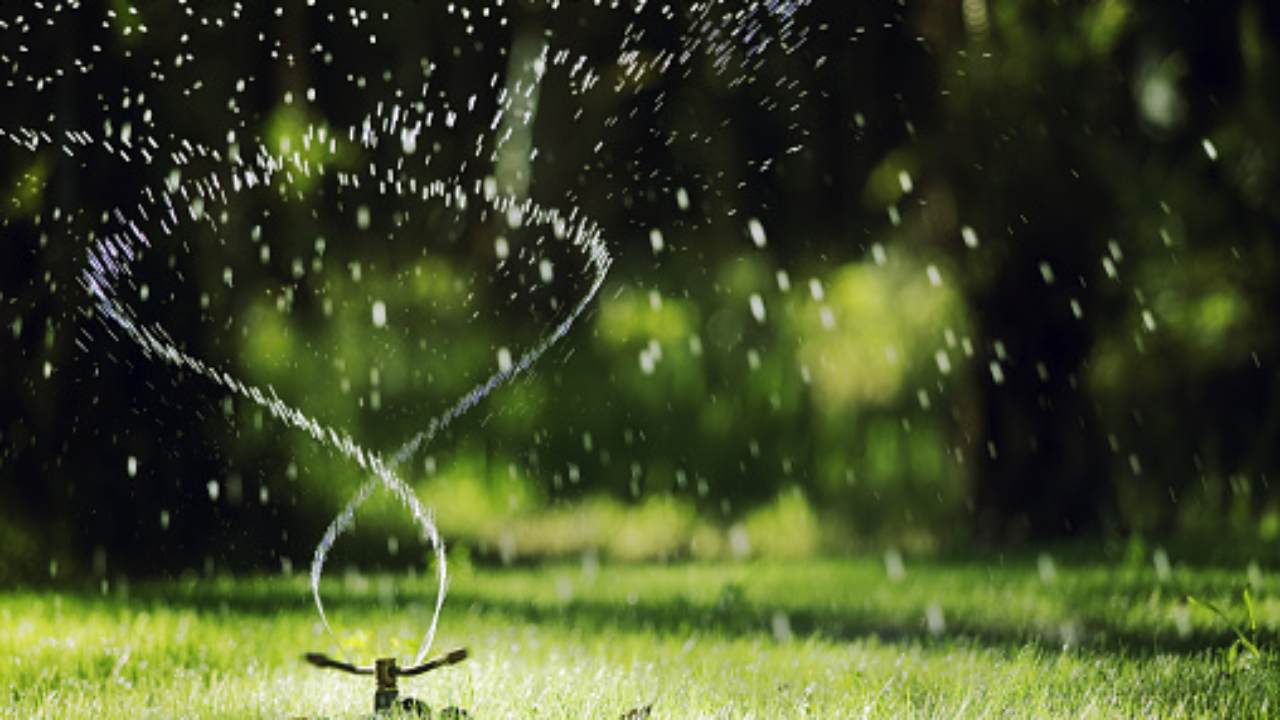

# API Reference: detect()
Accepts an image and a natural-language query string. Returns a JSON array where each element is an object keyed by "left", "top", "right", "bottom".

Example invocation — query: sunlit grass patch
[{"left": 2, "top": 557, "right": 1277, "bottom": 718}]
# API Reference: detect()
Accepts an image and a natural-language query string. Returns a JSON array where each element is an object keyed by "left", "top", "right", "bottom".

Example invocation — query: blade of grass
[{"left": 1186, "top": 593, "right": 1260, "bottom": 657}]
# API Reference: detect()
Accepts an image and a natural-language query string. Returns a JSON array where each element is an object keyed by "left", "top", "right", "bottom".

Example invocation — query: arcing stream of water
[{"left": 3, "top": 0, "right": 811, "bottom": 664}]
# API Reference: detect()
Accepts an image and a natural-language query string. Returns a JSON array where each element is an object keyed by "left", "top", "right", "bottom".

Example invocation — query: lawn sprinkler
[{"left": 303, "top": 648, "right": 470, "bottom": 718}]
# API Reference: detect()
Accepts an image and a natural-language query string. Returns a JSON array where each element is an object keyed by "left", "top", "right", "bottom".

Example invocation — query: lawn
[{"left": 2, "top": 554, "right": 1276, "bottom": 718}]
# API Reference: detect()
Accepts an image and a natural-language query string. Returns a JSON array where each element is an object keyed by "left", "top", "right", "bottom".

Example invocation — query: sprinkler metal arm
[
  {"left": 302, "top": 648, "right": 469, "bottom": 678},
  {"left": 399, "top": 648, "right": 469, "bottom": 677},
  {"left": 302, "top": 652, "right": 374, "bottom": 675}
]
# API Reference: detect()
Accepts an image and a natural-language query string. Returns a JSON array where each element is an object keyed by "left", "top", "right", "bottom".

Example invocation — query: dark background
[{"left": 3, "top": 0, "right": 1279, "bottom": 581}]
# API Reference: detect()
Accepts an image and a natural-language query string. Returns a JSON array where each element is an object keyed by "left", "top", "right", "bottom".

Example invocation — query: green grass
[{"left": 2, "top": 555, "right": 1278, "bottom": 718}]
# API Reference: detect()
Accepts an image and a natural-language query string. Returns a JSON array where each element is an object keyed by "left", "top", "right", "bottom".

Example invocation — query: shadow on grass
[
  {"left": 451, "top": 592, "right": 1267, "bottom": 658},
  {"left": 87, "top": 574, "right": 1267, "bottom": 660}
]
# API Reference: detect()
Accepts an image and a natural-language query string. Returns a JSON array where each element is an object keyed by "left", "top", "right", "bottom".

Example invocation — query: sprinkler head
[{"left": 303, "top": 648, "right": 470, "bottom": 718}]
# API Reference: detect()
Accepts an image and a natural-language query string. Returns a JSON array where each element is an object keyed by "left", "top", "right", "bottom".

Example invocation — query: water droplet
[
  {"left": 1202, "top": 137, "right": 1218, "bottom": 161},
  {"left": 897, "top": 170, "right": 913, "bottom": 194},
  {"left": 1153, "top": 547, "right": 1171, "bottom": 581},
  {"left": 1038, "top": 261, "right": 1055, "bottom": 285},
  {"left": 649, "top": 228, "right": 664, "bottom": 254},
  {"left": 935, "top": 350, "right": 952, "bottom": 375},
  {"left": 371, "top": 300, "right": 387, "bottom": 328},
  {"left": 775, "top": 270, "right": 791, "bottom": 292},
  {"left": 771, "top": 611, "right": 794, "bottom": 642},
  {"left": 1036, "top": 363, "right": 1050, "bottom": 382},
  {"left": 749, "top": 293, "right": 767, "bottom": 323},
  {"left": 1171, "top": 604, "right": 1191, "bottom": 638},
  {"left": 127, "top": 456, "right": 138, "bottom": 477},
  {"left": 925, "top": 603, "right": 945, "bottom": 635},
  {"left": 1038, "top": 553, "right": 1057, "bottom": 584},
  {"left": 808, "top": 278, "right": 825, "bottom": 301},
  {"left": 747, "top": 218, "right": 767, "bottom": 248},
  {"left": 884, "top": 548, "right": 905, "bottom": 581},
  {"left": 819, "top": 306, "right": 835, "bottom": 330},
  {"left": 961, "top": 225, "right": 979, "bottom": 249},
  {"left": 688, "top": 334, "right": 703, "bottom": 357},
  {"left": 1108, "top": 240, "right": 1124, "bottom": 262},
  {"left": 675, "top": 187, "right": 690, "bottom": 211},
  {"left": 1102, "top": 256, "right": 1118, "bottom": 279},
  {"left": 729, "top": 525, "right": 751, "bottom": 558}
]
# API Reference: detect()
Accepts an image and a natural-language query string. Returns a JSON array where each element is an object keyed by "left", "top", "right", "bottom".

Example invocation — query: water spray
[{"left": 1, "top": 0, "right": 815, "bottom": 715}]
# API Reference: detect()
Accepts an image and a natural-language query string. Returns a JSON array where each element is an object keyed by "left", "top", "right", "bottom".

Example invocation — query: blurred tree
[
  {"left": 914, "top": 0, "right": 1280, "bottom": 540},
  {"left": 4, "top": 0, "right": 1280, "bottom": 579}
]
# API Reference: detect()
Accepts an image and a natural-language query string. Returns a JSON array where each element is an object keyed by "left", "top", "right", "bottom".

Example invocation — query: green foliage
[
  {"left": 1083, "top": 0, "right": 1130, "bottom": 54},
  {"left": 796, "top": 260, "right": 961, "bottom": 413},
  {"left": 406, "top": 474, "right": 826, "bottom": 562},
  {"left": 740, "top": 488, "right": 820, "bottom": 560}
]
